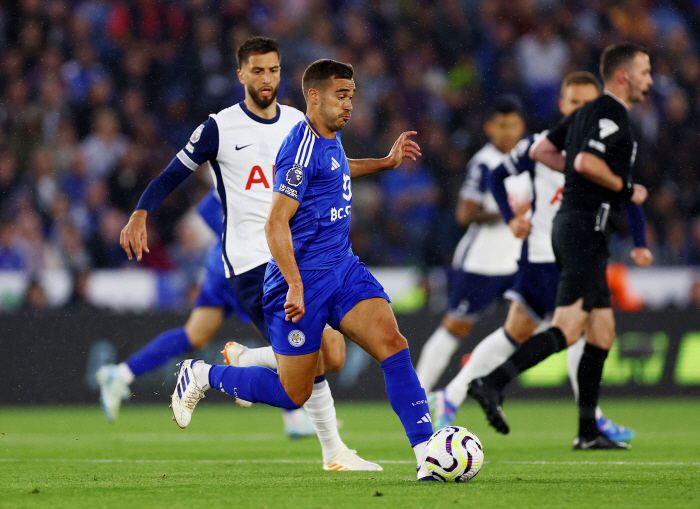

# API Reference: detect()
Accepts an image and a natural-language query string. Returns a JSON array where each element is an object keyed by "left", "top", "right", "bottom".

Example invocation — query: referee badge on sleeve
[
  {"left": 288, "top": 330, "right": 306, "bottom": 347},
  {"left": 286, "top": 164, "right": 304, "bottom": 187}
]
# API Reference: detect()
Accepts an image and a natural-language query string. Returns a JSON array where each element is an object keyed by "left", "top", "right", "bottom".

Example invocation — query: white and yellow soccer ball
[{"left": 423, "top": 426, "right": 484, "bottom": 482}]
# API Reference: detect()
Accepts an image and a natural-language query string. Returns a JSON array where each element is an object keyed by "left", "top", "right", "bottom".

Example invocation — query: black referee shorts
[{"left": 551, "top": 211, "right": 611, "bottom": 311}]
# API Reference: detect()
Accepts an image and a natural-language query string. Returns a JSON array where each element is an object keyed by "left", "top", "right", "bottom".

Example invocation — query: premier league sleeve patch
[
  {"left": 286, "top": 164, "right": 304, "bottom": 187},
  {"left": 190, "top": 124, "right": 204, "bottom": 144},
  {"left": 288, "top": 330, "right": 306, "bottom": 347}
]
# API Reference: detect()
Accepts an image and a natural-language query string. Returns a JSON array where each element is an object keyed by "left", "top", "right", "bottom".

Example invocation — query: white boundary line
[{"left": 1, "top": 459, "right": 699, "bottom": 466}]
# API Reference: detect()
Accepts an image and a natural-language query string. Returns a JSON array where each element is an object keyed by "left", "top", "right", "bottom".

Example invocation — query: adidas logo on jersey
[
  {"left": 331, "top": 157, "right": 340, "bottom": 171},
  {"left": 417, "top": 412, "right": 432, "bottom": 424}
]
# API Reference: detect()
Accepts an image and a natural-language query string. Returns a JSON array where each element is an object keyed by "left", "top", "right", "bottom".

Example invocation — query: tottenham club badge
[
  {"left": 288, "top": 330, "right": 306, "bottom": 347},
  {"left": 286, "top": 164, "right": 304, "bottom": 187}
]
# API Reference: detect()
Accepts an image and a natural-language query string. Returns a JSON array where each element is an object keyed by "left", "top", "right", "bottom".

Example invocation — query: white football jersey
[
  {"left": 500, "top": 132, "right": 565, "bottom": 263},
  {"left": 452, "top": 143, "right": 531, "bottom": 276},
  {"left": 176, "top": 102, "right": 305, "bottom": 277}
]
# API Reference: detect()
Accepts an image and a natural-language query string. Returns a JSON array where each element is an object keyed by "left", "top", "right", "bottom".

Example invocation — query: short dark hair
[
  {"left": 600, "top": 43, "right": 648, "bottom": 82},
  {"left": 486, "top": 96, "right": 523, "bottom": 121},
  {"left": 560, "top": 71, "right": 602, "bottom": 96},
  {"left": 236, "top": 36, "right": 279, "bottom": 69},
  {"left": 302, "top": 59, "right": 354, "bottom": 100}
]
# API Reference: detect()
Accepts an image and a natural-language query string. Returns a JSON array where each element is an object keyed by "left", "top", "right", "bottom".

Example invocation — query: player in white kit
[
  {"left": 431, "top": 72, "right": 638, "bottom": 442},
  {"left": 120, "top": 37, "right": 420, "bottom": 470},
  {"left": 415, "top": 97, "right": 530, "bottom": 393}
]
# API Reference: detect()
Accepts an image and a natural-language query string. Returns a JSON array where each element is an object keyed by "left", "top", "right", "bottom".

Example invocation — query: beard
[{"left": 247, "top": 83, "right": 278, "bottom": 109}]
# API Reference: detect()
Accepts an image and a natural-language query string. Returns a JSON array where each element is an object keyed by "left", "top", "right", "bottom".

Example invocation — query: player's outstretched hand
[
  {"left": 508, "top": 216, "right": 531, "bottom": 239},
  {"left": 120, "top": 211, "right": 150, "bottom": 261},
  {"left": 631, "top": 247, "right": 653, "bottom": 268},
  {"left": 284, "top": 284, "right": 305, "bottom": 323},
  {"left": 386, "top": 131, "right": 422, "bottom": 169},
  {"left": 630, "top": 184, "right": 648, "bottom": 205}
]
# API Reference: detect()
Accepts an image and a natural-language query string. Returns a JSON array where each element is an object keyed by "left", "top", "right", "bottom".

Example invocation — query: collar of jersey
[
  {"left": 304, "top": 117, "right": 322, "bottom": 139},
  {"left": 239, "top": 101, "right": 281, "bottom": 124},
  {"left": 603, "top": 90, "right": 630, "bottom": 110}
]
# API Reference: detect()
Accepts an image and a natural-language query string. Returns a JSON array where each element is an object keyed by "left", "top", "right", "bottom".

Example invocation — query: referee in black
[{"left": 467, "top": 43, "right": 654, "bottom": 449}]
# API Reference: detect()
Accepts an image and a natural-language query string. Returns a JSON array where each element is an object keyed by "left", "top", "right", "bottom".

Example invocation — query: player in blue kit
[{"left": 170, "top": 59, "right": 437, "bottom": 480}]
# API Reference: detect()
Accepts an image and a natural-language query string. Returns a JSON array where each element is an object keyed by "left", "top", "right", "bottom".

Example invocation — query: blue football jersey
[{"left": 270, "top": 118, "right": 354, "bottom": 272}]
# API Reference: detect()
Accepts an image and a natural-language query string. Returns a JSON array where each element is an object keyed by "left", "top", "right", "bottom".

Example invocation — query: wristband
[{"left": 618, "top": 180, "right": 634, "bottom": 201}]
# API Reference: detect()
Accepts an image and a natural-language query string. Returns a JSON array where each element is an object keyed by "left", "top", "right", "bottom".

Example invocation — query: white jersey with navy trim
[
  {"left": 177, "top": 102, "right": 305, "bottom": 277},
  {"left": 503, "top": 133, "right": 565, "bottom": 263},
  {"left": 453, "top": 142, "right": 531, "bottom": 276}
]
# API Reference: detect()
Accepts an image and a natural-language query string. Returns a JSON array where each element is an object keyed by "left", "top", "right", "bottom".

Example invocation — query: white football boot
[
  {"left": 221, "top": 342, "right": 253, "bottom": 408},
  {"left": 416, "top": 442, "right": 436, "bottom": 481},
  {"left": 170, "top": 359, "right": 208, "bottom": 428},
  {"left": 96, "top": 364, "right": 130, "bottom": 422},
  {"left": 323, "top": 446, "right": 383, "bottom": 471}
]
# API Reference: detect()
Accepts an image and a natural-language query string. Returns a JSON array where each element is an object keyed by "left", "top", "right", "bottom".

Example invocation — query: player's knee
[
  {"left": 283, "top": 383, "right": 313, "bottom": 407},
  {"left": 323, "top": 350, "right": 345, "bottom": 373},
  {"left": 185, "top": 327, "right": 215, "bottom": 349},
  {"left": 381, "top": 329, "right": 408, "bottom": 356},
  {"left": 442, "top": 315, "right": 471, "bottom": 339}
]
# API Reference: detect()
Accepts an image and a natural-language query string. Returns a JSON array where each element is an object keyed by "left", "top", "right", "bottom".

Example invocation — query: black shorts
[{"left": 551, "top": 211, "right": 610, "bottom": 311}]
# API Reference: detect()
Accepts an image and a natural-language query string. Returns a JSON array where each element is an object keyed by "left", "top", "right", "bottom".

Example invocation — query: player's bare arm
[
  {"left": 265, "top": 191, "right": 304, "bottom": 322},
  {"left": 348, "top": 131, "right": 422, "bottom": 178},
  {"left": 529, "top": 136, "right": 565, "bottom": 171},
  {"left": 456, "top": 198, "right": 502, "bottom": 227},
  {"left": 120, "top": 210, "right": 150, "bottom": 261}
]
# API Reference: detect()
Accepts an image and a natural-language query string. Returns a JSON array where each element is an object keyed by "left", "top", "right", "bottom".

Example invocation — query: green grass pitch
[{"left": 1, "top": 399, "right": 699, "bottom": 508}]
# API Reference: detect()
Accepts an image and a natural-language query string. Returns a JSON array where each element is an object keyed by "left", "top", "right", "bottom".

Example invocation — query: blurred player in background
[
  {"left": 97, "top": 188, "right": 320, "bottom": 439},
  {"left": 431, "top": 72, "right": 641, "bottom": 443},
  {"left": 415, "top": 98, "right": 530, "bottom": 393},
  {"left": 168, "top": 59, "right": 440, "bottom": 480},
  {"left": 469, "top": 43, "right": 653, "bottom": 450}
]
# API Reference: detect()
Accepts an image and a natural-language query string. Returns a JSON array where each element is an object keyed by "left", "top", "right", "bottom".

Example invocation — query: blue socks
[
  {"left": 208, "top": 365, "right": 299, "bottom": 410},
  {"left": 126, "top": 327, "right": 193, "bottom": 377},
  {"left": 381, "top": 349, "right": 434, "bottom": 447}
]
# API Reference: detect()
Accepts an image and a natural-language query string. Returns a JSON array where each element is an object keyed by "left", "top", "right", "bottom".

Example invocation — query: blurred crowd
[{"left": 1, "top": 0, "right": 700, "bottom": 309}]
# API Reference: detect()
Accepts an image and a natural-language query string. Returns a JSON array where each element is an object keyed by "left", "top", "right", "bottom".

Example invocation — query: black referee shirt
[{"left": 547, "top": 91, "right": 637, "bottom": 214}]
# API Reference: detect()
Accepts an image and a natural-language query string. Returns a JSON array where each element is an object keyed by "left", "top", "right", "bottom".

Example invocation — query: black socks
[
  {"left": 485, "top": 327, "right": 567, "bottom": 392},
  {"left": 578, "top": 343, "right": 609, "bottom": 438}
]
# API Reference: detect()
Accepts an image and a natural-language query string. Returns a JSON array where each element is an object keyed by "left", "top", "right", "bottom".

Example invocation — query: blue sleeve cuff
[
  {"left": 624, "top": 203, "right": 648, "bottom": 248},
  {"left": 136, "top": 157, "right": 193, "bottom": 214},
  {"left": 487, "top": 164, "right": 515, "bottom": 224}
]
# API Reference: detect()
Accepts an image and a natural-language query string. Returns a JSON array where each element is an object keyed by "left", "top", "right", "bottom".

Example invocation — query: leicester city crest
[
  {"left": 286, "top": 164, "right": 304, "bottom": 187},
  {"left": 288, "top": 330, "right": 306, "bottom": 347}
]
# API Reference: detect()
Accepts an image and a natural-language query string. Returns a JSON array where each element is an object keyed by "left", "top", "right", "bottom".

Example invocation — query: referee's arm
[{"left": 574, "top": 152, "right": 647, "bottom": 205}]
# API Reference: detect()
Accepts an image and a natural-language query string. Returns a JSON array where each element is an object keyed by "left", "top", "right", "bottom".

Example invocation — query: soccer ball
[{"left": 423, "top": 426, "right": 484, "bottom": 482}]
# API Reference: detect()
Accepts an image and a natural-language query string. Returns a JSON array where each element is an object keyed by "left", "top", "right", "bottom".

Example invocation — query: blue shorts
[
  {"left": 447, "top": 270, "right": 516, "bottom": 322},
  {"left": 504, "top": 259, "right": 560, "bottom": 322},
  {"left": 194, "top": 243, "right": 251, "bottom": 323},
  {"left": 263, "top": 256, "right": 390, "bottom": 356}
]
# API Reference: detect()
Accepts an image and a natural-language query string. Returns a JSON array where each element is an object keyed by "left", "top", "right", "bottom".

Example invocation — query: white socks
[
  {"left": 413, "top": 441, "right": 428, "bottom": 464},
  {"left": 416, "top": 326, "right": 460, "bottom": 392},
  {"left": 239, "top": 346, "right": 278, "bottom": 370},
  {"left": 117, "top": 363, "right": 135, "bottom": 385},
  {"left": 567, "top": 336, "right": 603, "bottom": 420},
  {"left": 192, "top": 361, "right": 211, "bottom": 390},
  {"left": 304, "top": 379, "right": 345, "bottom": 462},
  {"left": 445, "top": 327, "right": 517, "bottom": 408}
]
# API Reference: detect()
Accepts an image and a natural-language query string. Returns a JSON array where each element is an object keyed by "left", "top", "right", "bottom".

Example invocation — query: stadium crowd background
[{"left": 1, "top": 0, "right": 700, "bottom": 310}]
